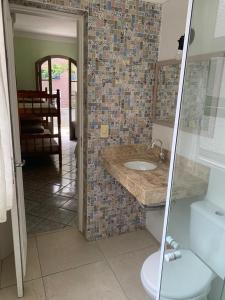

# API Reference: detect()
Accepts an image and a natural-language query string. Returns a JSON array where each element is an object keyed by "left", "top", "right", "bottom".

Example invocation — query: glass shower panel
[{"left": 159, "top": 0, "right": 225, "bottom": 299}]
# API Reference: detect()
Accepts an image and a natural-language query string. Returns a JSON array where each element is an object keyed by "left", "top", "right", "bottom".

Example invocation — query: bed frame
[{"left": 17, "top": 89, "right": 62, "bottom": 167}]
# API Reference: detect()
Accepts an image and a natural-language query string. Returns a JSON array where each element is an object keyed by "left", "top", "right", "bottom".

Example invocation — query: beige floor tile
[
  {"left": 25, "top": 238, "right": 42, "bottom": 281},
  {"left": 36, "top": 228, "right": 104, "bottom": 276},
  {"left": 0, "top": 254, "right": 15, "bottom": 288},
  {"left": 97, "top": 229, "right": 158, "bottom": 259},
  {"left": 108, "top": 246, "right": 159, "bottom": 300},
  {"left": 44, "top": 261, "right": 127, "bottom": 300},
  {"left": 0, "top": 279, "right": 46, "bottom": 300},
  {"left": 34, "top": 226, "right": 71, "bottom": 237},
  {"left": 0, "top": 238, "right": 41, "bottom": 288}
]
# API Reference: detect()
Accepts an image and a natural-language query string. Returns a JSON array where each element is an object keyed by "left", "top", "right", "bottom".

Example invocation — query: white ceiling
[{"left": 14, "top": 13, "right": 77, "bottom": 38}]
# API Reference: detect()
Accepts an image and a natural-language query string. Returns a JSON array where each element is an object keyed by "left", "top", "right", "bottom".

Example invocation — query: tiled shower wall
[
  {"left": 181, "top": 60, "right": 210, "bottom": 133},
  {"left": 10, "top": 0, "right": 161, "bottom": 240},
  {"left": 155, "top": 63, "right": 180, "bottom": 122},
  {"left": 154, "top": 59, "right": 212, "bottom": 135}
]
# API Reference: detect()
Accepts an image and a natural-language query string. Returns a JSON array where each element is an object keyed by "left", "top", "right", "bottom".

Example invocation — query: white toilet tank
[{"left": 190, "top": 200, "right": 225, "bottom": 279}]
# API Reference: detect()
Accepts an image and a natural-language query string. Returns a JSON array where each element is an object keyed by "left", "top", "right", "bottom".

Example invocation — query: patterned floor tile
[
  {"left": 28, "top": 219, "right": 66, "bottom": 234},
  {"left": 56, "top": 186, "right": 75, "bottom": 198},
  {"left": 23, "top": 138, "right": 78, "bottom": 234},
  {"left": 62, "top": 199, "right": 77, "bottom": 211},
  {"left": 46, "top": 208, "right": 76, "bottom": 225}
]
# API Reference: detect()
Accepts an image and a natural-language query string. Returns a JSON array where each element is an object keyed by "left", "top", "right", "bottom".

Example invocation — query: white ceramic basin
[{"left": 124, "top": 161, "right": 157, "bottom": 171}]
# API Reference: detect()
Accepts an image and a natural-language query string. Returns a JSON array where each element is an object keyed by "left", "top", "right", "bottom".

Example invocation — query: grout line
[
  {"left": 0, "top": 257, "right": 108, "bottom": 293},
  {"left": 32, "top": 230, "right": 105, "bottom": 280},
  {"left": 35, "top": 232, "right": 47, "bottom": 298},
  {"left": 26, "top": 206, "right": 77, "bottom": 233},
  {"left": 95, "top": 231, "right": 160, "bottom": 259},
  {"left": 96, "top": 245, "right": 129, "bottom": 300},
  {"left": 0, "top": 276, "right": 43, "bottom": 290},
  {"left": 27, "top": 214, "right": 66, "bottom": 229},
  {"left": 32, "top": 225, "right": 75, "bottom": 238},
  {"left": 41, "top": 277, "right": 48, "bottom": 300},
  {"left": 35, "top": 235, "right": 44, "bottom": 278},
  {"left": 0, "top": 243, "right": 43, "bottom": 291},
  {"left": 40, "top": 258, "right": 105, "bottom": 280},
  {"left": 0, "top": 278, "right": 46, "bottom": 298},
  {"left": 99, "top": 243, "right": 160, "bottom": 261},
  {"left": 94, "top": 240, "right": 159, "bottom": 300},
  {"left": 34, "top": 234, "right": 47, "bottom": 300}
]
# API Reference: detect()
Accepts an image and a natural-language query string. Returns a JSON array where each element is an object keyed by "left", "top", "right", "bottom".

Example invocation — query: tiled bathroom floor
[
  {"left": 0, "top": 228, "right": 158, "bottom": 299},
  {"left": 23, "top": 131, "right": 78, "bottom": 234}
]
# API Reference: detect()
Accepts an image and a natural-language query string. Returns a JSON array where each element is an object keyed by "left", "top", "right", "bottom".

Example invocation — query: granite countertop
[{"left": 101, "top": 144, "right": 209, "bottom": 207}]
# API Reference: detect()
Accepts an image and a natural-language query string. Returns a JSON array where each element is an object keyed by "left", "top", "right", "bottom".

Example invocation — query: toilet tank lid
[{"left": 191, "top": 200, "right": 225, "bottom": 230}]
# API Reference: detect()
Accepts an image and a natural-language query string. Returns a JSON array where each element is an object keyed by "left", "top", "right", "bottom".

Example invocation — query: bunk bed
[{"left": 17, "top": 89, "right": 62, "bottom": 167}]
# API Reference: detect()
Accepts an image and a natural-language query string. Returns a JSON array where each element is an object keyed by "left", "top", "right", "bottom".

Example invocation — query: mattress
[{"left": 21, "top": 132, "right": 59, "bottom": 154}]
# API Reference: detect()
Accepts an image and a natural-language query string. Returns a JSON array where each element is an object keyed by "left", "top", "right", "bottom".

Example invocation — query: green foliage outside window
[
  {"left": 41, "top": 68, "right": 49, "bottom": 80},
  {"left": 41, "top": 63, "right": 68, "bottom": 80}
]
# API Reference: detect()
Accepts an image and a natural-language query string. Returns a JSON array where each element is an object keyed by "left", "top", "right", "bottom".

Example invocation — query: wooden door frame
[
  {"left": 35, "top": 55, "right": 78, "bottom": 140},
  {"left": 35, "top": 55, "right": 77, "bottom": 91},
  {"left": 10, "top": 4, "right": 85, "bottom": 233}
]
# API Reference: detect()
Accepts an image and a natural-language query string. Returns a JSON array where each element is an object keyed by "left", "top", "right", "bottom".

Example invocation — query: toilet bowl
[{"left": 141, "top": 250, "right": 214, "bottom": 300}]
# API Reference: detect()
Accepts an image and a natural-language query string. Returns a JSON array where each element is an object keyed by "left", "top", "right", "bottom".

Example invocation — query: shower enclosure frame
[{"left": 156, "top": 0, "right": 194, "bottom": 299}]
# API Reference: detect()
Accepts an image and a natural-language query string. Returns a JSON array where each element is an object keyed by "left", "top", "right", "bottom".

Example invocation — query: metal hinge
[
  {"left": 15, "top": 160, "right": 26, "bottom": 168},
  {"left": 164, "top": 251, "right": 182, "bottom": 262}
]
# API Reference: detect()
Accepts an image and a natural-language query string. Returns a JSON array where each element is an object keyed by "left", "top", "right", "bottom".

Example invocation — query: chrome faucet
[{"left": 151, "top": 139, "right": 165, "bottom": 162}]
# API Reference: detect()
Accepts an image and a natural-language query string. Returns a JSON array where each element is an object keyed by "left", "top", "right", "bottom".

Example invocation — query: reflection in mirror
[{"left": 153, "top": 60, "right": 180, "bottom": 127}]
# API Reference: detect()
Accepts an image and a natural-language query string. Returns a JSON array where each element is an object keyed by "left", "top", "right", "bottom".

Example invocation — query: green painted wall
[{"left": 14, "top": 36, "right": 77, "bottom": 90}]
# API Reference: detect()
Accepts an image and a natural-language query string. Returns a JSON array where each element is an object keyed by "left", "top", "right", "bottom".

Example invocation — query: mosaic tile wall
[
  {"left": 155, "top": 63, "right": 180, "bottom": 122},
  {"left": 86, "top": 1, "right": 161, "bottom": 240},
  {"left": 180, "top": 60, "right": 210, "bottom": 132},
  {"left": 10, "top": 0, "right": 162, "bottom": 240},
  {"left": 154, "top": 58, "right": 216, "bottom": 137}
]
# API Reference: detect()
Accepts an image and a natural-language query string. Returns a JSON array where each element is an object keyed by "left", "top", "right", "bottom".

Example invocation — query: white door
[{"left": 1, "top": 0, "right": 27, "bottom": 297}]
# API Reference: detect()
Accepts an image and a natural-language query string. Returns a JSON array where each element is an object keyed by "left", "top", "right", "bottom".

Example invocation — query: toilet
[
  {"left": 141, "top": 249, "right": 213, "bottom": 300},
  {"left": 141, "top": 200, "right": 225, "bottom": 300}
]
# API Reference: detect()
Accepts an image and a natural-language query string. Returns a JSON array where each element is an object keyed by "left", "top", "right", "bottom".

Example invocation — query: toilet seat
[{"left": 141, "top": 249, "right": 214, "bottom": 300}]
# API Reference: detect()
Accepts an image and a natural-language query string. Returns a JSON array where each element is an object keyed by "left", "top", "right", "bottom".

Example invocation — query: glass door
[
  {"left": 36, "top": 56, "right": 77, "bottom": 140},
  {"left": 36, "top": 58, "right": 51, "bottom": 93},
  {"left": 158, "top": 0, "right": 225, "bottom": 299}
]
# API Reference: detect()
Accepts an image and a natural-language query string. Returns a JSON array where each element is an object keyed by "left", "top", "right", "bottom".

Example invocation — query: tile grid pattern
[
  {"left": 181, "top": 60, "right": 211, "bottom": 132},
  {"left": 23, "top": 135, "right": 78, "bottom": 234},
  {"left": 10, "top": 0, "right": 162, "bottom": 240},
  {"left": 155, "top": 63, "right": 180, "bottom": 122},
  {"left": 0, "top": 228, "right": 158, "bottom": 299},
  {"left": 86, "top": 0, "right": 161, "bottom": 240},
  {"left": 155, "top": 60, "right": 216, "bottom": 136}
]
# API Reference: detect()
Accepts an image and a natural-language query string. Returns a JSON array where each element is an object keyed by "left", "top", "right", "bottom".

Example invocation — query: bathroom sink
[{"left": 124, "top": 161, "right": 157, "bottom": 171}]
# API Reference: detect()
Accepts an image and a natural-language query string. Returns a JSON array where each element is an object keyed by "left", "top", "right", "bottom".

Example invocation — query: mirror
[{"left": 153, "top": 60, "right": 181, "bottom": 127}]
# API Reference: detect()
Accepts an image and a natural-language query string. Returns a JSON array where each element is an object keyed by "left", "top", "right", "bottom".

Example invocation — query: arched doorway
[{"left": 35, "top": 55, "right": 77, "bottom": 140}]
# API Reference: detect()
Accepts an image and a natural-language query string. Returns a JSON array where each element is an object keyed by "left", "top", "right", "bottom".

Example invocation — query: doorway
[
  {"left": 36, "top": 55, "right": 78, "bottom": 140},
  {"left": 13, "top": 8, "right": 84, "bottom": 229},
  {"left": 13, "top": 12, "right": 81, "bottom": 233}
]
